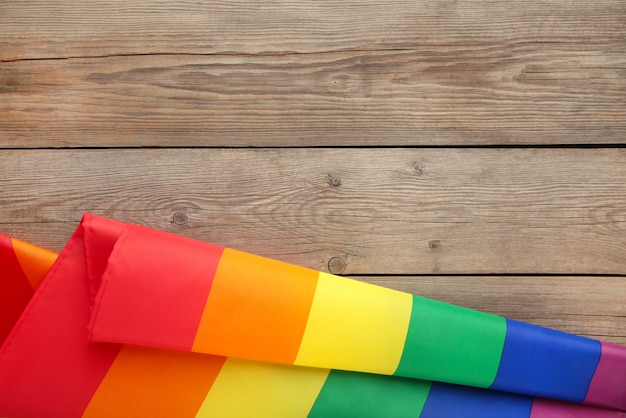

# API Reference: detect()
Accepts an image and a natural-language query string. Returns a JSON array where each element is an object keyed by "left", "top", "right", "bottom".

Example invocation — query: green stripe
[
  {"left": 308, "top": 370, "right": 431, "bottom": 418},
  {"left": 395, "top": 295, "right": 506, "bottom": 387}
]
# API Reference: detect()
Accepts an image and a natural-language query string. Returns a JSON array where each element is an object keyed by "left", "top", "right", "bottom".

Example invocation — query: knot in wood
[
  {"left": 328, "top": 174, "right": 341, "bottom": 187},
  {"left": 328, "top": 256, "right": 347, "bottom": 275},
  {"left": 428, "top": 240, "right": 441, "bottom": 250},
  {"left": 172, "top": 211, "right": 189, "bottom": 226}
]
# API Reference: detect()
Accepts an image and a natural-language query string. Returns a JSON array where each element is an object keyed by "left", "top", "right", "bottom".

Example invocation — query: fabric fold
[
  {"left": 85, "top": 215, "right": 626, "bottom": 410},
  {"left": 1, "top": 213, "right": 625, "bottom": 417}
]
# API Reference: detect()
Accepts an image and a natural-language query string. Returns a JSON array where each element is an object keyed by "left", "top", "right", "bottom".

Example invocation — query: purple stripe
[
  {"left": 583, "top": 342, "right": 626, "bottom": 411},
  {"left": 530, "top": 398, "right": 626, "bottom": 417}
]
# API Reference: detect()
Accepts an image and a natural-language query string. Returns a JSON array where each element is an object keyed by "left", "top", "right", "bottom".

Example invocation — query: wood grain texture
[
  {"left": 2, "top": 46, "right": 625, "bottom": 147},
  {"left": 2, "top": 1, "right": 625, "bottom": 146},
  {"left": 1, "top": 1, "right": 624, "bottom": 60},
  {"left": 361, "top": 276, "right": 626, "bottom": 345},
  {"left": 1, "top": 148, "right": 624, "bottom": 275},
  {"left": 1, "top": 1, "right": 625, "bottom": 345}
]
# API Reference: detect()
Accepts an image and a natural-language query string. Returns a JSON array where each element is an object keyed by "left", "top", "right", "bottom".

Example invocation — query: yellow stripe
[
  {"left": 295, "top": 272, "right": 412, "bottom": 374},
  {"left": 195, "top": 358, "right": 329, "bottom": 418}
]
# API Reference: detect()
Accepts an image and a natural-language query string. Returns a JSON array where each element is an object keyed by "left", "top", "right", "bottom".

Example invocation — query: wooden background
[{"left": 1, "top": 1, "right": 625, "bottom": 345}]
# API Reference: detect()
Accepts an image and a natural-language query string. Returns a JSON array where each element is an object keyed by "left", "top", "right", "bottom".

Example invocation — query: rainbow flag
[{"left": 1, "top": 213, "right": 625, "bottom": 417}]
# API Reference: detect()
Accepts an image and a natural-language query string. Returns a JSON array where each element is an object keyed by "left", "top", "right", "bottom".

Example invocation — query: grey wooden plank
[
  {"left": 1, "top": 47, "right": 625, "bottom": 147},
  {"left": 361, "top": 276, "right": 626, "bottom": 346},
  {"left": 1, "top": 148, "right": 624, "bottom": 275},
  {"left": 1, "top": 1, "right": 624, "bottom": 60}
]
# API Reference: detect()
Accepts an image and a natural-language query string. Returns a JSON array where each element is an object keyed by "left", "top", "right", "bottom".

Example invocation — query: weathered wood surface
[
  {"left": 2, "top": 148, "right": 625, "bottom": 343},
  {"left": 2, "top": 48, "right": 625, "bottom": 147},
  {"left": 1, "top": 1, "right": 625, "bottom": 344},
  {"left": 1, "top": 148, "right": 625, "bottom": 275},
  {"left": 2, "top": 1, "right": 624, "bottom": 59},
  {"left": 1, "top": 1, "right": 625, "bottom": 146}
]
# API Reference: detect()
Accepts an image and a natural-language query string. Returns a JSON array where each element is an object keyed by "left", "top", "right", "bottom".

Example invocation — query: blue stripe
[
  {"left": 420, "top": 382, "right": 532, "bottom": 418},
  {"left": 490, "top": 318, "right": 601, "bottom": 402}
]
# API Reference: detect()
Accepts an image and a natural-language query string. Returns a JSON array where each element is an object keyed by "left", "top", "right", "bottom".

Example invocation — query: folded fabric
[
  {"left": 1, "top": 214, "right": 625, "bottom": 417},
  {"left": 0, "top": 233, "right": 56, "bottom": 346}
]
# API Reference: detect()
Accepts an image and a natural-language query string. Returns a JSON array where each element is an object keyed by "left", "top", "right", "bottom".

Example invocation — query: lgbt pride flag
[{"left": 1, "top": 214, "right": 625, "bottom": 417}]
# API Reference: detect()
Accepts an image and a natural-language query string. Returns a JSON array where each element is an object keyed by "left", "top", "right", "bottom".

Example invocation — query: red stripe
[
  {"left": 0, "top": 234, "right": 34, "bottom": 346},
  {"left": 89, "top": 223, "right": 224, "bottom": 351},
  {"left": 82, "top": 213, "right": 129, "bottom": 302},
  {"left": 0, "top": 220, "right": 121, "bottom": 417}
]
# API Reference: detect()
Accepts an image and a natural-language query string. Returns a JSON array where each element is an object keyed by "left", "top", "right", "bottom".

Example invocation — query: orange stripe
[
  {"left": 0, "top": 235, "right": 36, "bottom": 346},
  {"left": 82, "top": 345, "right": 226, "bottom": 418},
  {"left": 12, "top": 237, "right": 57, "bottom": 290},
  {"left": 192, "top": 248, "right": 319, "bottom": 364}
]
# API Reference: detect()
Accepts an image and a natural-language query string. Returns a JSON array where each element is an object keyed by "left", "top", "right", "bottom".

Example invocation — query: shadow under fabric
[{"left": 1, "top": 213, "right": 625, "bottom": 417}]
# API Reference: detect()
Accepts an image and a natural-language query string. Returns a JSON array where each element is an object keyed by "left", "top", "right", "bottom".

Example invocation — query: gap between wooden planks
[
  {"left": 362, "top": 276, "right": 626, "bottom": 346},
  {"left": 0, "top": 147, "right": 624, "bottom": 344}
]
